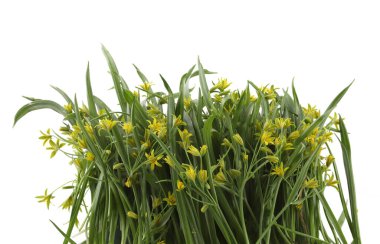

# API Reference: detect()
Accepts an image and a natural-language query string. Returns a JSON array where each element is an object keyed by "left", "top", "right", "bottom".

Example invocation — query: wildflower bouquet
[{"left": 15, "top": 46, "right": 361, "bottom": 244}]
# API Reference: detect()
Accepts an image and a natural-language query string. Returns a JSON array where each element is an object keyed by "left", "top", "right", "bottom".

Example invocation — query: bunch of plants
[{"left": 15, "top": 46, "right": 361, "bottom": 244}]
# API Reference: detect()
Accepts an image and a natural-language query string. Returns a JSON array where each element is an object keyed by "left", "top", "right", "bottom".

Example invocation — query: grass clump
[{"left": 15, "top": 46, "right": 361, "bottom": 244}]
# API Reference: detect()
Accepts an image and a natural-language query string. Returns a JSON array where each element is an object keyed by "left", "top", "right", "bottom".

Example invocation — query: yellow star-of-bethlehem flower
[
  {"left": 176, "top": 180, "right": 185, "bottom": 191},
  {"left": 127, "top": 211, "right": 138, "bottom": 219},
  {"left": 184, "top": 165, "right": 196, "bottom": 182},
  {"left": 122, "top": 122, "right": 134, "bottom": 134},
  {"left": 303, "top": 104, "right": 320, "bottom": 119},
  {"left": 139, "top": 82, "right": 153, "bottom": 91},
  {"left": 233, "top": 133, "right": 244, "bottom": 146},
  {"left": 304, "top": 178, "right": 319, "bottom": 189},
  {"left": 198, "top": 170, "right": 208, "bottom": 184},
  {"left": 178, "top": 129, "right": 192, "bottom": 149},
  {"left": 326, "top": 174, "right": 339, "bottom": 190},
  {"left": 145, "top": 149, "right": 163, "bottom": 171},
  {"left": 270, "top": 162, "right": 289, "bottom": 177},
  {"left": 261, "top": 131, "right": 275, "bottom": 146},
  {"left": 184, "top": 97, "right": 192, "bottom": 110},
  {"left": 214, "top": 170, "right": 227, "bottom": 183},
  {"left": 187, "top": 145, "right": 201, "bottom": 156},
  {"left": 163, "top": 191, "right": 176, "bottom": 206},
  {"left": 274, "top": 118, "right": 292, "bottom": 129},
  {"left": 210, "top": 78, "right": 232, "bottom": 92},
  {"left": 148, "top": 118, "right": 167, "bottom": 137},
  {"left": 63, "top": 103, "right": 73, "bottom": 113},
  {"left": 99, "top": 118, "right": 118, "bottom": 131}
]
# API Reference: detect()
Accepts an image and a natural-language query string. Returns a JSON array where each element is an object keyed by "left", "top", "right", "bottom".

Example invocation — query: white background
[{"left": 1, "top": 1, "right": 379, "bottom": 243}]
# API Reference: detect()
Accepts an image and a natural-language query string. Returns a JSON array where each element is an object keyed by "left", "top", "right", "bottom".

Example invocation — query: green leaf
[
  {"left": 50, "top": 220, "right": 77, "bottom": 244},
  {"left": 197, "top": 57, "right": 214, "bottom": 113},
  {"left": 339, "top": 116, "right": 361, "bottom": 243},
  {"left": 14, "top": 100, "right": 66, "bottom": 126}
]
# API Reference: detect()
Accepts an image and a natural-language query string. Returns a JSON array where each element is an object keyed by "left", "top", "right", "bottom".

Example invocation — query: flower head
[
  {"left": 271, "top": 162, "right": 289, "bottom": 177},
  {"left": 187, "top": 145, "right": 201, "bottom": 157},
  {"left": 99, "top": 118, "right": 118, "bottom": 131},
  {"left": 127, "top": 211, "right": 138, "bottom": 219},
  {"left": 122, "top": 122, "right": 134, "bottom": 134},
  {"left": 176, "top": 180, "right": 185, "bottom": 191},
  {"left": 198, "top": 170, "right": 208, "bottom": 184},
  {"left": 35, "top": 189, "right": 55, "bottom": 209},
  {"left": 178, "top": 129, "right": 192, "bottom": 149},
  {"left": 233, "top": 133, "right": 244, "bottom": 146},
  {"left": 163, "top": 191, "right": 176, "bottom": 206},
  {"left": 261, "top": 131, "right": 275, "bottom": 146},
  {"left": 145, "top": 149, "right": 163, "bottom": 171},
  {"left": 304, "top": 178, "right": 319, "bottom": 189},
  {"left": 211, "top": 78, "right": 232, "bottom": 92},
  {"left": 139, "top": 82, "right": 153, "bottom": 91},
  {"left": 184, "top": 165, "right": 196, "bottom": 182}
]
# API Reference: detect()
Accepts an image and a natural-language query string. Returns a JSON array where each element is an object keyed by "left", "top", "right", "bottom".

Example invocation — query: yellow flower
[
  {"left": 64, "top": 103, "right": 73, "bottom": 113},
  {"left": 148, "top": 118, "right": 167, "bottom": 137},
  {"left": 86, "top": 151, "right": 95, "bottom": 161},
  {"left": 221, "top": 138, "right": 232, "bottom": 148},
  {"left": 176, "top": 180, "right": 185, "bottom": 191},
  {"left": 326, "top": 155, "right": 335, "bottom": 168},
  {"left": 187, "top": 145, "right": 201, "bottom": 156},
  {"left": 262, "top": 85, "right": 278, "bottom": 100},
  {"left": 46, "top": 139, "right": 65, "bottom": 158},
  {"left": 210, "top": 78, "right": 232, "bottom": 92},
  {"left": 60, "top": 194, "right": 74, "bottom": 210},
  {"left": 125, "top": 177, "right": 132, "bottom": 188},
  {"left": 274, "top": 136, "right": 283, "bottom": 147},
  {"left": 288, "top": 131, "right": 300, "bottom": 141},
  {"left": 304, "top": 178, "right": 319, "bottom": 189},
  {"left": 184, "top": 97, "right": 192, "bottom": 110},
  {"left": 265, "top": 155, "right": 279, "bottom": 163},
  {"left": 84, "top": 123, "right": 94, "bottom": 136},
  {"left": 39, "top": 129, "right": 52, "bottom": 146},
  {"left": 178, "top": 129, "right": 192, "bottom": 149},
  {"left": 139, "top": 82, "right": 153, "bottom": 91},
  {"left": 152, "top": 196, "right": 162, "bottom": 209},
  {"left": 274, "top": 118, "right": 292, "bottom": 129},
  {"left": 122, "top": 122, "right": 134, "bottom": 134},
  {"left": 99, "top": 118, "right": 118, "bottom": 131},
  {"left": 163, "top": 156, "right": 174, "bottom": 168},
  {"left": 283, "top": 142, "right": 295, "bottom": 151},
  {"left": 326, "top": 174, "right": 339, "bottom": 190},
  {"left": 201, "top": 204, "right": 209, "bottom": 213},
  {"left": 263, "top": 120, "right": 276, "bottom": 133},
  {"left": 213, "top": 93, "right": 223, "bottom": 103},
  {"left": 228, "top": 169, "right": 241, "bottom": 179},
  {"left": 271, "top": 162, "right": 289, "bottom": 177},
  {"left": 184, "top": 165, "right": 196, "bottom": 182},
  {"left": 303, "top": 104, "right": 320, "bottom": 119},
  {"left": 127, "top": 211, "right": 138, "bottom": 219},
  {"left": 35, "top": 189, "right": 55, "bottom": 209},
  {"left": 200, "top": 145, "right": 208, "bottom": 156},
  {"left": 329, "top": 112, "right": 343, "bottom": 129},
  {"left": 261, "top": 131, "right": 275, "bottom": 146},
  {"left": 198, "top": 170, "right": 208, "bottom": 184},
  {"left": 163, "top": 191, "right": 176, "bottom": 206},
  {"left": 173, "top": 115, "right": 186, "bottom": 127},
  {"left": 250, "top": 95, "right": 257, "bottom": 102},
  {"left": 260, "top": 146, "right": 273, "bottom": 154},
  {"left": 243, "top": 152, "right": 249, "bottom": 162},
  {"left": 145, "top": 149, "right": 163, "bottom": 171},
  {"left": 157, "top": 241, "right": 166, "bottom": 244},
  {"left": 233, "top": 133, "right": 244, "bottom": 146},
  {"left": 215, "top": 170, "right": 227, "bottom": 183}
]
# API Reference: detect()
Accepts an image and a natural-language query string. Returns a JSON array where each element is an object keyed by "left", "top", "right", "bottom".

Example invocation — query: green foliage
[{"left": 15, "top": 47, "right": 361, "bottom": 244}]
